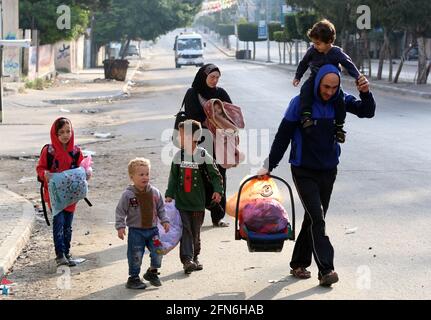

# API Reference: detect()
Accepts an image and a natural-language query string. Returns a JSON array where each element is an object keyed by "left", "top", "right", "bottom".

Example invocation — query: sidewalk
[
  {"left": 0, "top": 58, "right": 144, "bottom": 157},
  {"left": 4, "top": 58, "right": 141, "bottom": 108},
  {"left": 0, "top": 188, "right": 35, "bottom": 278},
  {"left": 0, "top": 56, "right": 146, "bottom": 277},
  {"left": 203, "top": 33, "right": 431, "bottom": 99},
  {"left": 0, "top": 60, "right": 144, "bottom": 279}
]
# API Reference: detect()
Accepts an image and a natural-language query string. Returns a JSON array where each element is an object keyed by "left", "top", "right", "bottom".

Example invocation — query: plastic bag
[
  {"left": 80, "top": 155, "right": 93, "bottom": 177},
  {"left": 156, "top": 200, "right": 183, "bottom": 255},
  {"left": 48, "top": 167, "right": 88, "bottom": 216},
  {"left": 226, "top": 176, "right": 283, "bottom": 217},
  {"left": 241, "top": 198, "right": 289, "bottom": 234}
]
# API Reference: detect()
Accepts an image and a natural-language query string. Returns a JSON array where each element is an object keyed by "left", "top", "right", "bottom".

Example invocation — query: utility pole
[
  {"left": 266, "top": 0, "right": 271, "bottom": 62},
  {"left": 245, "top": 0, "right": 249, "bottom": 54},
  {"left": 0, "top": 0, "right": 31, "bottom": 124},
  {"left": 0, "top": 0, "right": 4, "bottom": 123}
]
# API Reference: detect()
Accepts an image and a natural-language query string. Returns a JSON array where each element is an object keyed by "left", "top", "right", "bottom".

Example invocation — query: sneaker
[
  {"left": 143, "top": 268, "right": 162, "bottom": 287},
  {"left": 125, "top": 276, "right": 147, "bottom": 290},
  {"left": 212, "top": 220, "right": 229, "bottom": 227},
  {"left": 193, "top": 258, "right": 203, "bottom": 271},
  {"left": 319, "top": 271, "right": 339, "bottom": 287},
  {"left": 183, "top": 261, "right": 197, "bottom": 274},
  {"left": 55, "top": 254, "right": 69, "bottom": 267}
]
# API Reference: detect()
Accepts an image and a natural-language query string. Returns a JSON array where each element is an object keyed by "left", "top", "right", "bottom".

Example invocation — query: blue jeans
[
  {"left": 53, "top": 210, "right": 74, "bottom": 257},
  {"left": 127, "top": 227, "right": 163, "bottom": 277}
]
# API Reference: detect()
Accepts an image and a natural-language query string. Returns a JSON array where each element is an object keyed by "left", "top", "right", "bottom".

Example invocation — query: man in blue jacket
[{"left": 258, "top": 64, "right": 376, "bottom": 287}]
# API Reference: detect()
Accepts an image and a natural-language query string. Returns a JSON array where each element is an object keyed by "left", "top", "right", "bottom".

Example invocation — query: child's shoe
[
  {"left": 143, "top": 268, "right": 162, "bottom": 287},
  {"left": 183, "top": 261, "right": 197, "bottom": 274},
  {"left": 126, "top": 276, "right": 147, "bottom": 289}
]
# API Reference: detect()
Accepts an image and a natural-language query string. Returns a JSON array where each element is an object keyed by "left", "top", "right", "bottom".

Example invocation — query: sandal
[
  {"left": 290, "top": 267, "right": 311, "bottom": 279},
  {"left": 213, "top": 220, "right": 230, "bottom": 227}
]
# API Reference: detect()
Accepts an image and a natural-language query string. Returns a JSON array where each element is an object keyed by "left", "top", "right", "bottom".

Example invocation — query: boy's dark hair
[
  {"left": 307, "top": 19, "right": 336, "bottom": 44},
  {"left": 178, "top": 119, "right": 202, "bottom": 142},
  {"left": 55, "top": 117, "right": 71, "bottom": 134}
]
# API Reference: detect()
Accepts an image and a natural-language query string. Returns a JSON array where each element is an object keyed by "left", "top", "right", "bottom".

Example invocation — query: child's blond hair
[{"left": 128, "top": 157, "right": 151, "bottom": 177}]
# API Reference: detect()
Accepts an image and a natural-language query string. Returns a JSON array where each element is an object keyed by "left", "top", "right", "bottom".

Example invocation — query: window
[{"left": 178, "top": 39, "right": 202, "bottom": 51}]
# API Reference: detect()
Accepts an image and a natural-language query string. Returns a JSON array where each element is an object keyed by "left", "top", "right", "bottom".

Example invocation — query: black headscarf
[{"left": 191, "top": 63, "right": 221, "bottom": 99}]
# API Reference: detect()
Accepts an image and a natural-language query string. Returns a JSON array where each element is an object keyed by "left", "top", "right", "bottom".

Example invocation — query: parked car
[
  {"left": 126, "top": 45, "right": 140, "bottom": 57},
  {"left": 406, "top": 47, "right": 418, "bottom": 61}
]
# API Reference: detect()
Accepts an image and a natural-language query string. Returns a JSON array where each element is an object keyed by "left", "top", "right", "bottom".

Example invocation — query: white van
[{"left": 174, "top": 33, "right": 205, "bottom": 68}]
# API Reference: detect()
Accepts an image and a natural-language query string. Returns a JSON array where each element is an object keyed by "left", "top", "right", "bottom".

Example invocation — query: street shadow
[
  {"left": 76, "top": 269, "right": 193, "bottom": 300},
  {"left": 277, "top": 285, "right": 334, "bottom": 300},
  {"left": 245, "top": 275, "right": 333, "bottom": 300},
  {"left": 247, "top": 275, "right": 305, "bottom": 300},
  {"left": 76, "top": 282, "right": 160, "bottom": 300},
  {"left": 143, "top": 67, "right": 178, "bottom": 72},
  {"left": 159, "top": 270, "right": 190, "bottom": 282},
  {"left": 9, "top": 243, "right": 128, "bottom": 285},
  {"left": 200, "top": 292, "right": 246, "bottom": 300}
]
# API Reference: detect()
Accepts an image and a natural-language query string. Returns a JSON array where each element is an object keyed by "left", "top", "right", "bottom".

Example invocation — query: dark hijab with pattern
[{"left": 191, "top": 63, "right": 221, "bottom": 99}]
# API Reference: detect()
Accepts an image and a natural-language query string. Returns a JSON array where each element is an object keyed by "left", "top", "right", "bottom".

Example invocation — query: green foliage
[
  {"left": 24, "top": 77, "right": 53, "bottom": 90},
  {"left": 284, "top": 14, "right": 300, "bottom": 40},
  {"left": 20, "top": 0, "right": 90, "bottom": 44},
  {"left": 93, "top": 0, "right": 203, "bottom": 45},
  {"left": 286, "top": 0, "right": 431, "bottom": 41},
  {"left": 238, "top": 17, "right": 248, "bottom": 24},
  {"left": 217, "top": 24, "right": 235, "bottom": 37},
  {"left": 195, "top": 15, "right": 217, "bottom": 31},
  {"left": 295, "top": 11, "right": 318, "bottom": 41},
  {"left": 268, "top": 22, "right": 283, "bottom": 41},
  {"left": 238, "top": 23, "right": 257, "bottom": 42},
  {"left": 286, "top": 0, "right": 361, "bottom": 44},
  {"left": 238, "top": 23, "right": 266, "bottom": 42},
  {"left": 273, "top": 31, "right": 289, "bottom": 43}
]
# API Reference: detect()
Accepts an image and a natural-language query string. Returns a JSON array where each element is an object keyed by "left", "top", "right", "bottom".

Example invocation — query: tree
[
  {"left": 286, "top": 0, "right": 361, "bottom": 47},
  {"left": 93, "top": 0, "right": 203, "bottom": 59},
  {"left": 286, "top": 0, "right": 431, "bottom": 85},
  {"left": 19, "top": 0, "right": 91, "bottom": 44},
  {"left": 217, "top": 24, "right": 235, "bottom": 49},
  {"left": 284, "top": 14, "right": 301, "bottom": 65},
  {"left": 294, "top": 11, "right": 318, "bottom": 44},
  {"left": 238, "top": 23, "right": 266, "bottom": 60},
  {"left": 268, "top": 22, "right": 283, "bottom": 41},
  {"left": 273, "top": 31, "right": 288, "bottom": 64},
  {"left": 398, "top": 0, "right": 431, "bottom": 84}
]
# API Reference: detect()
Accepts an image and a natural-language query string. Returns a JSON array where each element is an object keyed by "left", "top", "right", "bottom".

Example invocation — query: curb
[
  {"left": 207, "top": 35, "right": 431, "bottom": 100},
  {"left": 44, "top": 60, "right": 143, "bottom": 105},
  {"left": 44, "top": 92, "right": 130, "bottom": 105},
  {"left": 202, "top": 34, "right": 236, "bottom": 58},
  {"left": 0, "top": 188, "right": 35, "bottom": 277},
  {"left": 240, "top": 59, "right": 431, "bottom": 100}
]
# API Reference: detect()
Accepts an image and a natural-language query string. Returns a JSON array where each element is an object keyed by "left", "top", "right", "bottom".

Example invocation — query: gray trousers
[{"left": 179, "top": 210, "right": 204, "bottom": 264}]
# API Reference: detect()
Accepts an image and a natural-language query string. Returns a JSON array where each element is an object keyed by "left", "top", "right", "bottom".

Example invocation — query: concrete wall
[
  {"left": 2, "top": 0, "right": 20, "bottom": 81},
  {"left": 54, "top": 36, "right": 85, "bottom": 73},
  {"left": 55, "top": 41, "right": 72, "bottom": 72},
  {"left": 76, "top": 36, "right": 85, "bottom": 70}
]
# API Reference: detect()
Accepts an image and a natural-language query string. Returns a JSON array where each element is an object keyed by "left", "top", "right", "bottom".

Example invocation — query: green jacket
[{"left": 165, "top": 147, "right": 224, "bottom": 212}]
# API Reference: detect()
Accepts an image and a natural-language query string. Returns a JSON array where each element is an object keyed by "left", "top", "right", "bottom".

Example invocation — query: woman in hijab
[{"left": 183, "top": 63, "right": 232, "bottom": 228}]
